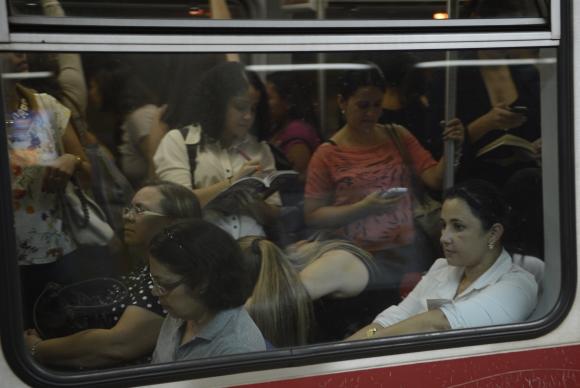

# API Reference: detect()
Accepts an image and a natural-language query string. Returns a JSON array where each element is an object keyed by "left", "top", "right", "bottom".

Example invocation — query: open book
[
  {"left": 209, "top": 170, "right": 299, "bottom": 207},
  {"left": 476, "top": 134, "right": 538, "bottom": 159}
]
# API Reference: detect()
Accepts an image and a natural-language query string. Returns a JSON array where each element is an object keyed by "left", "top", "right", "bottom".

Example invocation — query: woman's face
[
  {"left": 339, "top": 86, "right": 384, "bottom": 133},
  {"left": 4, "top": 53, "right": 28, "bottom": 73},
  {"left": 266, "top": 82, "right": 288, "bottom": 125},
  {"left": 223, "top": 86, "right": 257, "bottom": 140},
  {"left": 440, "top": 198, "right": 495, "bottom": 268},
  {"left": 149, "top": 255, "right": 209, "bottom": 320},
  {"left": 123, "top": 186, "right": 165, "bottom": 247}
]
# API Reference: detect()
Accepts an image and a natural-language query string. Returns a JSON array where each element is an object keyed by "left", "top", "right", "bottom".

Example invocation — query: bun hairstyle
[{"left": 443, "top": 179, "right": 510, "bottom": 231}]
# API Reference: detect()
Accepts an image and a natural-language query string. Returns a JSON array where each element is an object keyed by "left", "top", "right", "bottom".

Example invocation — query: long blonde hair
[{"left": 238, "top": 237, "right": 313, "bottom": 347}]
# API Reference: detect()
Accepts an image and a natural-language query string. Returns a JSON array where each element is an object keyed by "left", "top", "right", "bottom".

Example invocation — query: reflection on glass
[
  {"left": 1, "top": 48, "right": 553, "bottom": 371},
  {"left": 8, "top": 0, "right": 547, "bottom": 21}
]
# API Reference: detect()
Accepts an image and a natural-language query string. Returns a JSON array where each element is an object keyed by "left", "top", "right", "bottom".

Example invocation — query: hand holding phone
[
  {"left": 380, "top": 187, "right": 408, "bottom": 199},
  {"left": 510, "top": 106, "right": 528, "bottom": 115}
]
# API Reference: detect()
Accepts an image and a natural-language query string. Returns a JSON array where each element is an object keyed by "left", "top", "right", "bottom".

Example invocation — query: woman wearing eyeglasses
[
  {"left": 149, "top": 219, "right": 266, "bottom": 363},
  {"left": 23, "top": 181, "right": 201, "bottom": 369}
]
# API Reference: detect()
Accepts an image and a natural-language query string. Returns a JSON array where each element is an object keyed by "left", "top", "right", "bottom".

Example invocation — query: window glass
[
  {"left": 0, "top": 47, "right": 556, "bottom": 376},
  {"left": 7, "top": 0, "right": 548, "bottom": 22}
]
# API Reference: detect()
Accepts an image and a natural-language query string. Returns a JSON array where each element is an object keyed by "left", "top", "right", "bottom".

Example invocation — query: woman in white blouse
[
  {"left": 348, "top": 179, "right": 538, "bottom": 340},
  {"left": 154, "top": 62, "right": 280, "bottom": 239}
]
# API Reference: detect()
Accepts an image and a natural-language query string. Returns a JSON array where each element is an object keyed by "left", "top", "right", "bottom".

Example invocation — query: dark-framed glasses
[
  {"left": 123, "top": 204, "right": 165, "bottom": 218},
  {"left": 149, "top": 272, "right": 186, "bottom": 296}
]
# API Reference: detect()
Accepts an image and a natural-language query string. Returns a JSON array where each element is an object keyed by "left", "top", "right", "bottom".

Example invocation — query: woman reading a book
[
  {"left": 304, "top": 63, "right": 464, "bottom": 306},
  {"left": 153, "top": 62, "right": 281, "bottom": 240}
]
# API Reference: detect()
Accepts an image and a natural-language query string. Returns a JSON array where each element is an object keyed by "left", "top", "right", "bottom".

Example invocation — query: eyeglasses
[
  {"left": 149, "top": 272, "right": 186, "bottom": 296},
  {"left": 123, "top": 204, "right": 165, "bottom": 218}
]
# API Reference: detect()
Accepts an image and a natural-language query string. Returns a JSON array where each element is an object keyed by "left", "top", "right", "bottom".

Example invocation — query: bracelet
[
  {"left": 366, "top": 327, "right": 377, "bottom": 338},
  {"left": 30, "top": 339, "right": 42, "bottom": 358}
]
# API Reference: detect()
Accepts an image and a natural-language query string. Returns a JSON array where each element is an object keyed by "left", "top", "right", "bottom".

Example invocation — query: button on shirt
[
  {"left": 153, "top": 125, "right": 281, "bottom": 239},
  {"left": 151, "top": 307, "right": 266, "bottom": 363},
  {"left": 373, "top": 249, "right": 538, "bottom": 329}
]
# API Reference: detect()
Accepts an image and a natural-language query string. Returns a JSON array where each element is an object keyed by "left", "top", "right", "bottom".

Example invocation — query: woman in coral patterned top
[{"left": 304, "top": 64, "right": 464, "bottom": 302}]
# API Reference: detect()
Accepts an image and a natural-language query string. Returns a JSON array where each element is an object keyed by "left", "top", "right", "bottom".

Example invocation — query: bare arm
[
  {"left": 285, "top": 143, "right": 313, "bottom": 183},
  {"left": 26, "top": 306, "right": 163, "bottom": 369},
  {"left": 300, "top": 249, "right": 369, "bottom": 300},
  {"left": 210, "top": 0, "right": 240, "bottom": 62},
  {"left": 347, "top": 309, "right": 451, "bottom": 341},
  {"left": 304, "top": 192, "right": 401, "bottom": 229},
  {"left": 467, "top": 104, "right": 526, "bottom": 143},
  {"left": 42, "top": 122, "right": 91, "bottom": 192}
]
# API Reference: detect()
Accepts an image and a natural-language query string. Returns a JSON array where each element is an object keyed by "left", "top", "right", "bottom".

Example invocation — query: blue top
[{"left": 151, "top": 306, "right": 266, "bottom": 363}]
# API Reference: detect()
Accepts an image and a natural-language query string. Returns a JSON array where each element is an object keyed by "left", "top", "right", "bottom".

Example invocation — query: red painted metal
[{"left": 240, "top": 344, "right": 580, "bottom": 387}]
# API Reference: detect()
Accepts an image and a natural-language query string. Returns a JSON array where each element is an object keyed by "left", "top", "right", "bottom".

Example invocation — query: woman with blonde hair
[
  {"left": 238, "top": 237, "right": 312, "bottom": 347},
  {"left": 239, "top": 236, "right": 379, "bottom": 345}
]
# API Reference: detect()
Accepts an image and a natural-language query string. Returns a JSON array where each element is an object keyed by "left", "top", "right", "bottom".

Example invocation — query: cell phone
[
  {"left": 380, "top": 187, "right": 408, "bottom": 199},
  {"left": 510, "top": 106, "right": 528, "bottom": 114}
]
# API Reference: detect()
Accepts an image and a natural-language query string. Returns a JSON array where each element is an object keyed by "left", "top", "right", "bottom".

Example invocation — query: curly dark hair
[
  {"left": 191, "top": 62, "right": 251, "bottom": 146},
  {"left": 149, "top": 219, "right": 252, "bottom": 312}
]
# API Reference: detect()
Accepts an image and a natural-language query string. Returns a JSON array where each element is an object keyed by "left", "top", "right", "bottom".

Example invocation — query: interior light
[
  {"left": 433, "top": 12, "right": 449, "bottom": 20},
  {"left": 188, "top": 7, "right": 205, "bottom": 17}
]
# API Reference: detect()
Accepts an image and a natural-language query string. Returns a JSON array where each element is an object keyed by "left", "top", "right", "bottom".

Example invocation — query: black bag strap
[{"left": 179, "top": 126, "right": 198, "bottom": 188}]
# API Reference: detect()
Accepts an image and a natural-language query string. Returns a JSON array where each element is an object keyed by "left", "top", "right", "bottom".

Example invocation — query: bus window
[
  {"left": 0, "top": 46, "right": 560, "bottom": 385},
  {"left": 6, "top": 0, "right": 549, "bottom": 24}
]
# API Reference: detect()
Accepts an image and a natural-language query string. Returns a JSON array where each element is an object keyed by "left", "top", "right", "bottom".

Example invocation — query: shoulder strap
[
  {"left": 386, "top": 124, "right": 413, "bottom": 170},
  {"left": 179, "top": 126, "right": 198, "bottom": 188},
  {"left": 385, "top": 124, "right": 429, "bottom": 203}
]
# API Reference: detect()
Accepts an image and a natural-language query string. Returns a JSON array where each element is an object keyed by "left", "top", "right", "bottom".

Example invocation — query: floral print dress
[{"left": 8, "top": 90, "right": 76, "bottom": 265}]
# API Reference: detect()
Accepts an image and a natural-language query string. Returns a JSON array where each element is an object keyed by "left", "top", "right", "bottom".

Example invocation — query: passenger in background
[
  {"left": 265, "top": 71, "right": 321, "bottom": 182},
  {"left": 429, "top": 1, "right": 542, "bottom": 188},
  {"left": 2, "top": 52, "right": 96, "bottom": 327},
  {"left": 370, "top": 52, "right": 440, "bottom": 158},
  {"left": 23, "top": 181, "right": 201, "bottom": 369},
  {"left": 85, "top": 59, "right": 166, "bottom": 188},
  {"left": 154, "top": 61, "right": 282, "bottom": 240},
  {"left": 348, "top": 180, "right": 538, "bottom": 340},
  {"left": 150, "top": 220, "right": 266, "bottom": 363},
  {"left": 304, "top": 64, "right": 464, "bottom": 306}
]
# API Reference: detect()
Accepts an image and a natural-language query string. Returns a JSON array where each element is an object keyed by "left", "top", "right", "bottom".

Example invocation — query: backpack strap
[{"left": 179, "top": 126, "right": 198, "bottom": 188}]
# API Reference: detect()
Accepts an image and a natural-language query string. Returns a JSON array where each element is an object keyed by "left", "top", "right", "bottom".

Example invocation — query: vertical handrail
[{"left": 443, "top": 0, "right": 459, "bottom": 189}]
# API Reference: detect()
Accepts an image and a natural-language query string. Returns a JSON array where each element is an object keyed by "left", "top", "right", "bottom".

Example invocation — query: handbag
[
  {"left": 66, "top": 97, "right": 134, "bottom": 235},
  {"left": 82, "top": 142, "right": 134, "bottom": 234},
  {"left": 60, "top": 179, "right": 115, "bottom": 246},
  {"left": 386, "top": 124, "right": 443, "bottom": 245},
  {"left": 33, "top": 278, "right": 129, "bottom": 338}
]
